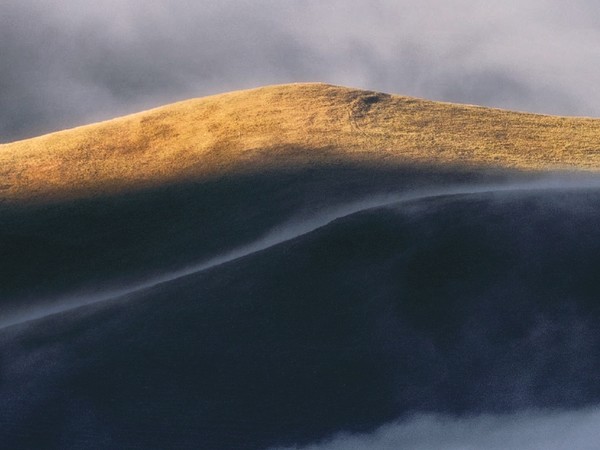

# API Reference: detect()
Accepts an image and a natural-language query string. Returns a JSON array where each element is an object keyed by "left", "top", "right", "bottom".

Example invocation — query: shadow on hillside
[
  {"left": 3, "top": 188, "right": 600, "bottom": 449},
  {"left": 0, "top": 163, "right": 528, "bottom": 313}
]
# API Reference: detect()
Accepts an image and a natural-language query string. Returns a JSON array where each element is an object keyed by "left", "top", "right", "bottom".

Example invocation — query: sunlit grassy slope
[{"left": 1, "top": 82, "right": 600, "bottom": 201}]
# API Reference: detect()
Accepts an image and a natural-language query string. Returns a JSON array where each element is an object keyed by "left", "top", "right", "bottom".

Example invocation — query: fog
[
  {"left": 274, "top": 408, "right": 600, "bottom": 450},
  {"left": 3, "top": 174, "right": 600, "bottom": 330},
  {"left": 2, "top": 0, "right": 600, "bottom": 141}
]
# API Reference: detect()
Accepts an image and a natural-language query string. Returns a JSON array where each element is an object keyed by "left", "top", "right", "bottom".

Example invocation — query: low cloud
[
  {"left": 2, "top": 0, "right": 600, "bottom": 142},
  {"left": 274, "top": 408, "right": 600, "bottom": 450}
]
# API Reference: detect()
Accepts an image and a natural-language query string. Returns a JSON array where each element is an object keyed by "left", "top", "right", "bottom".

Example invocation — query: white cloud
[{"left": 274, "top": 408, "right": 600, "bottom": 450}]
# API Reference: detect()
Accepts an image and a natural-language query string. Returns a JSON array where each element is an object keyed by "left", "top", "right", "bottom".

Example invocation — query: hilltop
[{"left": 2, "top": 82, "right": 600, "bottom": 201}]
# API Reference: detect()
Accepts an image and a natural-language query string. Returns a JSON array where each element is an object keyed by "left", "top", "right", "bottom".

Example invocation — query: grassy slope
[{"left": 1, "top": 82, "right": 600, "bottom": 202}]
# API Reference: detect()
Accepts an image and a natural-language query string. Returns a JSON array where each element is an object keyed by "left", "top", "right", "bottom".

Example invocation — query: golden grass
[{"left": 2, "top": 82, "right": 600, "bottom": 201}]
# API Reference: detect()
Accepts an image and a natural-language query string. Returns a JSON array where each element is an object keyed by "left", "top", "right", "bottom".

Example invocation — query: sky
[{"left": 2, "top": 0, "right": 600, "bottom": 142}]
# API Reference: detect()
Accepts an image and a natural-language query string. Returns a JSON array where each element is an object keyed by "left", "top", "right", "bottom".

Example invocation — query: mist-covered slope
[
  {"left": 3, "top": 83, "right": 600, "bottom": 448},
  {"left": 0, "top": 165, "right": 511, "bottom": 318},
  {"left": 3, "top": 188, "right": 600, "bottom": 449}
]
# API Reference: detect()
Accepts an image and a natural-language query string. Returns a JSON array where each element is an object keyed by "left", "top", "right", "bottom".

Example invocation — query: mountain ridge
[{"left": 2, "top": 82, "right": 600, "bottom": 202}]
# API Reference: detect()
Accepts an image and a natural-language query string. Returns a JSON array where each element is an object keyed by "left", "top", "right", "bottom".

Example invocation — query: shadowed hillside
[
  {"left": 1, "top": 83, "right": 600, "bottom": 202},
  {"left": 2, "top": 84, "right": 600, "bottom": 449},
  {"left": 3, "top": 189, "right": 600, "bottom": 449},
  {"left": 0, "top": 165, "right": 521, "bottom": 318}
]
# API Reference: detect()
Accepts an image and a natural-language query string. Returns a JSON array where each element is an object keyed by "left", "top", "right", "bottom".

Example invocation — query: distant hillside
[{"left": 1, "top": 83, "right": 600, "bottom": 202}]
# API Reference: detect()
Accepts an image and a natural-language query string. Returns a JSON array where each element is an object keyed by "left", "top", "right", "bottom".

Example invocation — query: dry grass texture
[{"left": 2, "top": 83, "right": 600, "bottom": 201}]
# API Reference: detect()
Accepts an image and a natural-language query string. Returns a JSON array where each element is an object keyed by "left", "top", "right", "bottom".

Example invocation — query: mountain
[
  {"left": 1, "top": 83, "right": 600, "bottom": 202},
  {"left": 1, "top": 84, "right": 600, "bottom": 449}
]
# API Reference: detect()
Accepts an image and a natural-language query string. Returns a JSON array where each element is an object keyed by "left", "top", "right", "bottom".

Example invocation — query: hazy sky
[{"left": 2, "top": 0, "right": 600, "bottom": 141}]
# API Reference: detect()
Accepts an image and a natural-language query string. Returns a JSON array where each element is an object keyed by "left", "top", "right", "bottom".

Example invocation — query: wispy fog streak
[
  {"left": 272, "top": 408, "right": 600, "bottom": 450},
  {"left": 3, "top": 176, "right": 600, "bottom": 329}
]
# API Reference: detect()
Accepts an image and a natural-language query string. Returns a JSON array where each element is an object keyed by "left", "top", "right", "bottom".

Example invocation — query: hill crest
[{"left": 2, "top": 82, "right": 600, "bottom": 201}]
